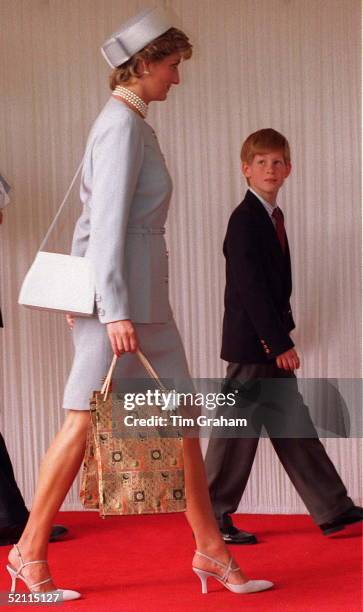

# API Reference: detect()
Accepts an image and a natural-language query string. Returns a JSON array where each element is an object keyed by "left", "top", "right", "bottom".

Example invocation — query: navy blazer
[{"left": 221, "top": 189, "right": 295, "bottom": 364}]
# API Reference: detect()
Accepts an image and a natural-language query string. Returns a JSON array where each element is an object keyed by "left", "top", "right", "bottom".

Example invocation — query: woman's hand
[
  {"left": 66, "top": 314, "right": 75, "bottom": 329},
  {"left": 106, "top": 320, "right": 139, "bottom": 356}
]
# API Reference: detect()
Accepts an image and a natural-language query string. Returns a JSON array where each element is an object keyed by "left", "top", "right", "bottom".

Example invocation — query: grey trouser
[{"left": 205, "top": 362, "right": 353, "bottom": 526}]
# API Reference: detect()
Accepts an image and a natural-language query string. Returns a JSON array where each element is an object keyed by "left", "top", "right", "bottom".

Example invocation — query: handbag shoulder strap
[
  {"left": 101, "top": 349, "right": 169, "bottom": 401},
  {"left": 38, "top": 156, "right": 85, "bottom": 252}
]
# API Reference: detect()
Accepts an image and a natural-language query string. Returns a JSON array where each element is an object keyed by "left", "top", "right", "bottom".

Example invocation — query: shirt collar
[{"left": 248, "top": 187, "right": 276, "bottom": 218}]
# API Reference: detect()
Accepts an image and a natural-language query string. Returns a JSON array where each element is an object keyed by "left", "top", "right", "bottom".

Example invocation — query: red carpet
[{"left": 0, "top": 513, "right": 361, "bottom": 611}]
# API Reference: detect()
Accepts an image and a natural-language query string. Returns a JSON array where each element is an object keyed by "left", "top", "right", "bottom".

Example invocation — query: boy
[{"left": 205, "top": 129, "right": 362, "bottom": 544}]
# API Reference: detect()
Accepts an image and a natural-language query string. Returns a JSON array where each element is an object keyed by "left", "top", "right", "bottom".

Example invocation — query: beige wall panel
[{"left": 0, "top": 0, "right": 361, "bottom": 512}]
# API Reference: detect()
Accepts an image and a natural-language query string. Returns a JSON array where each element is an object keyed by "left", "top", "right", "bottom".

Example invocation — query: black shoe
[
  {"left": 0, "top": 523, "right": 68, "bottom": 546},
  {"left": 220, "top": 525, "right": 258, "bottom": 544},
  {"left": 49, "top": 524, "right": 68, "bottom": 541},
  {"left": 320, "top": 506, "right": 363, "bottom": 536}
]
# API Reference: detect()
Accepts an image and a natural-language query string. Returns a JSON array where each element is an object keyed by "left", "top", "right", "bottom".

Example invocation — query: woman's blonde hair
[{"left": 109, "top": 27, "right": 192, "bottom": 90}]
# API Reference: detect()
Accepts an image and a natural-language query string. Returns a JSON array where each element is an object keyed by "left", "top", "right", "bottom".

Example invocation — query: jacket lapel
[{"left": 243, "top": 190, "right": 285, "bottom": 258}]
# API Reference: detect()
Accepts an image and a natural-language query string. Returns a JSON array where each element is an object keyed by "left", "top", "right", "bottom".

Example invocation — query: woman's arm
[
  {"left": 70, "top": 112, "right": 144, "bottom": 353},
  {"left": 88, "top": 113, "right": 144, "bottom": 324}
]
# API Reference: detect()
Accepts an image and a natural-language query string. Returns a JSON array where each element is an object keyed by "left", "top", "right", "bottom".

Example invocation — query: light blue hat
[{"left": 101, "top": 7, "right": 176, "bottom": 68}]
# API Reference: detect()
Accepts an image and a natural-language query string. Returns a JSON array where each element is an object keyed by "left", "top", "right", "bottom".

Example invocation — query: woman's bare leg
[
  {"left": 9, "top": 415, "right": 248, "bottom": 589},
  {"left": 8, "top": 410, "right": 90, "bottom": 591},
  {"left": 183, "top": 438, "right": 247, "bottom": 583}
]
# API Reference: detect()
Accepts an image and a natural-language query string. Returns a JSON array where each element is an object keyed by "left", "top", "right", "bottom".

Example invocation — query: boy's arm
[{"left": 225, "top": 214, "right": 295, "bottom": 360}]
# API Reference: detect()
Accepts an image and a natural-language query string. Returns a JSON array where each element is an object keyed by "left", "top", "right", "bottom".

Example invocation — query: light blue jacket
[{"left": 71, "top": 98, "right": 172, "bottom": 324}]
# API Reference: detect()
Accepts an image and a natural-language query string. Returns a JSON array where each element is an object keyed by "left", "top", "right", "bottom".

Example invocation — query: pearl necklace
[{"left": 112, "top": 86, "right": 148, "bottom": 118}]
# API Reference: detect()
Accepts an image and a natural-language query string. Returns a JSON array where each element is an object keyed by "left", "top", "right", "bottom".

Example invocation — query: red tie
[{"left": 272, "top": 207, "right": 286, "bottom": 254}]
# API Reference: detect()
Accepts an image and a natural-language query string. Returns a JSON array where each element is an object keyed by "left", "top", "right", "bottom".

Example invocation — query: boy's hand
[{"left": 276, "top": 348, "right": 300, "bottom": 371}]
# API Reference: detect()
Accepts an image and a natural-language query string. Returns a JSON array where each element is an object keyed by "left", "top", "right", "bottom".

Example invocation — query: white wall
[{"left": 0, "top": 0, "right": 361, "bottom": 513}]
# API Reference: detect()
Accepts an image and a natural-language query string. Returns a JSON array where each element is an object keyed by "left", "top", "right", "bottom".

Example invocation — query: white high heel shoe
[
  {"left": 192, "top": 551, "right": 273, "bottom": 594},
  {"left": 6, "top": 544, "right": 81, "bottom": 602}
]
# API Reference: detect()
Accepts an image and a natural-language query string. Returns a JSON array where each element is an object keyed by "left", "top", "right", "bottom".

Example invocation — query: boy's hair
[{"left": 241, "top": 129, "right": 291, "bottom": 164}]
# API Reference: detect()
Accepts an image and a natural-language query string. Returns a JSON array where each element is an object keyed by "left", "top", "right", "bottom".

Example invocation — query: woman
[{"left": 7, "top": 8, "right": 272, "bottom": 599}]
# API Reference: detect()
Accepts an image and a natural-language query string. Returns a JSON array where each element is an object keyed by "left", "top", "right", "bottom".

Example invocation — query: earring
[{"left": 143, "top": 70, "right": 150, "bottom": 75}]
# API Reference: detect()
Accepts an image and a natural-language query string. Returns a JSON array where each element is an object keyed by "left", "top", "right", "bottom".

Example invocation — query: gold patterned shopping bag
[
  {"left": 80, "top": 350, "right": 186, "bottom": 516},
  {"left": 79, "top": 404, "right": 99, "bottom": 510}
]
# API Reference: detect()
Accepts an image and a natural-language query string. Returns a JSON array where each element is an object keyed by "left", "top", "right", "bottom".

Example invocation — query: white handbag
[{"left": 18, "top": 159, "right": 96, "bottom": 316}]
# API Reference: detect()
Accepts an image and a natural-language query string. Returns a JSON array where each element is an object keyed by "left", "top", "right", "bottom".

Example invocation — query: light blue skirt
[{"left": 62, "top": 317, "right": 192, "bottom": 410}]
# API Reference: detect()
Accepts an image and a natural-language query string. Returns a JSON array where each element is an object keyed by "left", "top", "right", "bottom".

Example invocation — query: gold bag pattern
[{"left": 80, "top": 350, "right": 186, "bottom": 516}]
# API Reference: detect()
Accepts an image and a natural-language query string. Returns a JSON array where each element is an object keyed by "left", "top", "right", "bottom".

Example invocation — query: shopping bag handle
[{"left": 101, "top": 349, "right": 169, "bottom": 401}]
